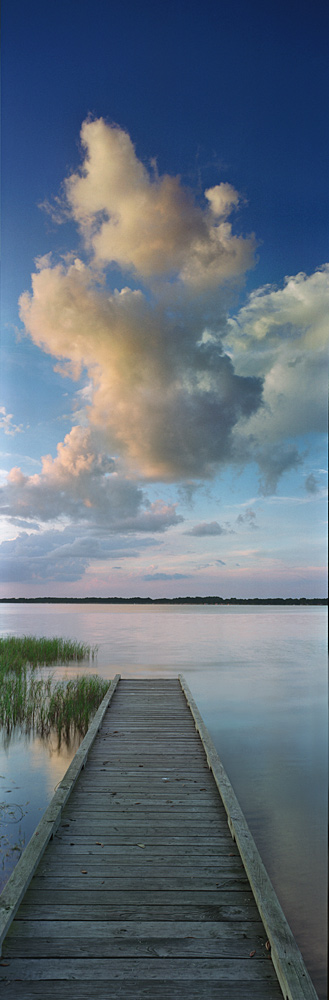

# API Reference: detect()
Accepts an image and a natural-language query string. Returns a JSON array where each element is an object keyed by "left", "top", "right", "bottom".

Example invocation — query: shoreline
[{"left": 0, "top": 597, "right": 327, "bottom": 606}]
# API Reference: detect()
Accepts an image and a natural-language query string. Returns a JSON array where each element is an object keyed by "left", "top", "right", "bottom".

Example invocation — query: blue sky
[{"left": 1, "top": 0, "right": 327, "bottom": 598}]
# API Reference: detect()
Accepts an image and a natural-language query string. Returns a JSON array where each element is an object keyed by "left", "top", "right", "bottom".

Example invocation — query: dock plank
[
  {"left": 14, "top": 901, "right": 268, "bottom": 921},
  {"left": 0, "top": 956, "right": 279, "bottom": 980},
  {"left": 0, "top": 985, "right": 289, "bottom": 1000}
]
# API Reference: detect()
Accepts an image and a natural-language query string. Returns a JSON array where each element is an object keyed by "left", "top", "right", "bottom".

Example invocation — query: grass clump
[
  {"left": 0, "top": 635, "right": 96, "bottom": 672},
  {"left": 0, "top": 669, "right": 109, "bottom": 744},
  {"left": 0, "top": 635, "right": 107, "bottom": 746},
  {"left": 47, "top": 676, "right": 109, "bottom": 737}
]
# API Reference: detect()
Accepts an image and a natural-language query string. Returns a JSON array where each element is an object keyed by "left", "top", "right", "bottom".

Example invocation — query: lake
[{"left": 0, "top": 603, "right": 327, "bottom": 997}]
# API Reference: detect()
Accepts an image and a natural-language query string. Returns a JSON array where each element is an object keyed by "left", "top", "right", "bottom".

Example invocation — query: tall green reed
[
  {"left": 0, "top": 635, "right": 107, "bottom": 745},
  {"left": 0, "top": 635, "right": 96, "bottom": 672}
]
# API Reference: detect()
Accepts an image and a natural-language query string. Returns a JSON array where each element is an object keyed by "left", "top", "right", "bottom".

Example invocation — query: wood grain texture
[
  {"left": 0, "top": 982, "right": 284, "bottom": 999},
  {"left": 14, "top": 902, "right": 268, "bottom": 921},
  {"left": 0, "top": 956, "right": 279, "bottom": 980}
]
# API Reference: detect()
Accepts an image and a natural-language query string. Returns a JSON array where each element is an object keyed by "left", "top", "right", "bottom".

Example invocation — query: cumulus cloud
[
  {"left": 228, "top": 266, "right": 329, "bottom": 356},
  {"left": 13, "top": 116, "right": 328, "bottom": 556},
  {"left": 14, "top": 118, "right": 262, "bottom": 490},
  {"left": 226, "top": 266, "right": 329, "bottom": 490},
  {"left": 19, "top": 258, "right": 263, "bottom": 481},
  {"left": 17, "top": 119, "right": 263, "bottom": 484},
  {"left": 184, "top": 521, "right": 228, "bottom": 536},
  {"left": 0, "top": 426, "right": 182, "bottom": 532},
  {"left": 63, "top": 117, "right": 255, "bottom": 287},
  {"left": 0, "top": 526, "right": 161, "bottom": 584},
  {"left": 0, "top": 531, "right": 89, "bottom": 583}
]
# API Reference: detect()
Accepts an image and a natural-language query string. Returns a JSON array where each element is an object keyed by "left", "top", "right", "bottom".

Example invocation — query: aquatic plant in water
[
  {"left": 0, "top": 635, "right": 97, "bottom": 672},
  {"left": 0, "top": 670, "right": 109, "bottom": 742},
  {"left": 0, "top": 635, "right": 108, "bottom": 743}
]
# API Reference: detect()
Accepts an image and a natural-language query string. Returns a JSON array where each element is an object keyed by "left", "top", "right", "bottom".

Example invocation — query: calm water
[{"left": 0, "top": 604, "right": 327, "bottom": 997}]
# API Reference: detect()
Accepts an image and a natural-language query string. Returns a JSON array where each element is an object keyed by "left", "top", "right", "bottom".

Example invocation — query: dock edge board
[
  {"left": 179, "top": 674, "right": 319, "bottom": 1000},
  {"left": 0, "top": 673, "right": 121, "bottom": 951}
]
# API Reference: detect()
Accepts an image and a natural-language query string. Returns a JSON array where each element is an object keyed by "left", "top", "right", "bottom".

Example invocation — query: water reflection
[{"left": 0, "top": 726, "right": 81, "bottom": 890}]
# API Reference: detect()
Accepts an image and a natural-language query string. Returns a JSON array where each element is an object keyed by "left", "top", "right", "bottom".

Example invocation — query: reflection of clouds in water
[
  {"left": 29, "top": 732, "right": 80, "bottom": 784},
  {"left": 0, "top": 729, "right": 80, "bottom": 893}
]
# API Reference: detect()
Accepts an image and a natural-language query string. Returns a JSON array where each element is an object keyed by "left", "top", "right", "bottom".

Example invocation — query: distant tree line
[{"left": 0, "top": 597, "right": 327, "bottom": 606}]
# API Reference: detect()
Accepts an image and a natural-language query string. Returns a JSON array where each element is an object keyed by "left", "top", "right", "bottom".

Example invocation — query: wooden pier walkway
[{"left": 0, "top": 677, "right": 319, "bottom": 999}]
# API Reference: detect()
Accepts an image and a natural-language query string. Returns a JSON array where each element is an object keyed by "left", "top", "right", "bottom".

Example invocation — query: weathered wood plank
[
  {"left": 61, "top": 802, "right": 221, "bottom": 814},
  {"left": 89, "top": 746, "right": 205, "bottom": 752},
  {"left": 6, "top": 919, "right": 264, "bottom": 940},
  {"left": 0, "top": 956, "right": 279, "bottom": 980},
  {"left": 2, "top": 936, "right": 269, "bottom": 959},
  {"left": 37, "top": 862, "right": 244, "bottom": 876},
  {"left": 0, "top": 984, "right": 284, "bottom": 999},
  {"left": 84, "top": 767, "right": 210, "bottom": 775},
  {"left": 85, "top": 757, "right": 207, "bottom": 763},
  {"left": 14, "top": 901, "right": 268, "bottom": 921},
  {"left": 61, "top": 807, "right": 224, "bottom": 818},
  {"left": 99, "top": 725, "right": 193, "bottom": 729},
  {"left": 64, "top": 798, "right": 223, "bottom": 809},
  {"left": 55, "top": 835, "right": 233, "bottom": 846},
  {"left": 55, "top": 820, "right": 228, "bottom": 832},
  {"left": 79, "top": 788, "right": 213, "bottom": 796},
  {"left": 81, "top": 770, "right": 212, "bottom": 776},
  {"left": 95, "top": 732, "right": 200, "bottom": 738},
  {"left": 69, "top": 793, "right": 219, "bottom": 804},
  {"left": 80, "top": 777, "right": 213, "bottom": 785},
  {"left": 69, "top": 788, "right": 220, "bottom": 801},
  {"left": 0, "top": 983, "right": 283, "bottom": 1000},
  {"left": 20, "top": 889, "right": 255, "bottom": 905},
  {"left": 59, "top": 813, "right": 226, "bottom": 823},
  {"left": 29, "top": 875, "right": 250, "bottom": 891},
  {"left": 87, "top": 753, "right": 207, "bottom": 760},
  {"left": 51, "top": 840, "right": 237, "bottom": 853},
  {"left": 90, "top": 732, "right": 202, "bottom": 740}
]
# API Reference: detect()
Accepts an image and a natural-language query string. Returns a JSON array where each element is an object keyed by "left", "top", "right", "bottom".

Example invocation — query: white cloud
[
  {"left": 226, "top": 266, "right": 329, "bottom": 490},
  {"left": 0, "top": 407, "right": 23, "bottom": 436},
  {"left": 0, "top": 527, "right": 162, "bottom": 583},
  {"left": 19, "top": 259, "right": 263, "bottom": 481},
  {"left": 13, "top": 120, "right": 329, "bottom": 535},
  {"left": 16, "top": 119, "right": 263, "bottom": 487},
  {"left": 228, "top": 266, "right": 329, "bottom": 356},
  {"left": 0, "top": 426, "right": 182, "bottom": 532},
  {"left": 62, "top": 117, "right": 255, "bottom": 287}
]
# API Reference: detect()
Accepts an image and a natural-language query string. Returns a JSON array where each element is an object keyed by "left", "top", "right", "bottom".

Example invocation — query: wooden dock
[{"left": 0, "top": 677, "right": 319, "bottom": 999}]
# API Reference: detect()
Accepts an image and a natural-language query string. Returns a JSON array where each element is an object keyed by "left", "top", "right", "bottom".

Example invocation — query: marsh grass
[
  {"left": 0, "top": 635, "right": 108, "bottom": 744},
  {"left": 0, "top": 635, "right": 96, "bottom": 672},
  {"left": 0, "top": 668, "right": 109, "bottom": 743}
]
